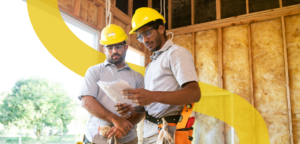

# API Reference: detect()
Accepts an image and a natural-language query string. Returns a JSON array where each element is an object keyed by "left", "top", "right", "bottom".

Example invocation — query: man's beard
[
  {"left": 107, "top": 53, "right": 124, "bottom": 64},
  {"left": 148, "top": 34, "right": 162, "bottom": 52}
]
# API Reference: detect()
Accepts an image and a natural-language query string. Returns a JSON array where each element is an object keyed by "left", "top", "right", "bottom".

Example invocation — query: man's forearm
[
  {"left": 132, "top": 106, "right": 146, "bottom": 113},
  {"left": 127, "top": 112, "right": 145, "bottom": 125},
  {"left": 154, "top": 82, "right": 201, "bottom": 105},
  {"left": 81, "top": 96, "right": 118, "bottom": 122}
]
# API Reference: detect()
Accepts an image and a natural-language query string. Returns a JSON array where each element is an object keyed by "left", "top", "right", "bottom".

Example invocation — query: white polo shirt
[{"left": 143, "top": 40, "right": 198, "bottom": 138}]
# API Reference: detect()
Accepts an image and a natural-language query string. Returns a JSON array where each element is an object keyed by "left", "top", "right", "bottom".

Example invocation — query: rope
[
  {"left": 157, "top": 118, "right": 174, "bottom": 144},
  {"left": 106, "top": 0, "right": 112, "bottom": 26}
]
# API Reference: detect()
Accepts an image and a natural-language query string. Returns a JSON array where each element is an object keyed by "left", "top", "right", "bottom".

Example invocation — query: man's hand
[
  {"left": 114, "top": 103, "right": 133, "bottom": 116},
  {"left": 122, "top": 88, "right": 155, "bottom": 106},
  {"left": 105, "top": 126, "right": 125, "bottom": 139},
  {"left": 111, "top": 115, "right": 132, "bottom": 136}
]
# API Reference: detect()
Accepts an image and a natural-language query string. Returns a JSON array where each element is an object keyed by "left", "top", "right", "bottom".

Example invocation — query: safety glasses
[{"left": 136, "top": 28, "right": 154, "bottom": 42}]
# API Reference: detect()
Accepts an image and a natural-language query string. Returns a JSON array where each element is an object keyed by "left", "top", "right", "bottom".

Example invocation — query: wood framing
[
  {"left": 168, "top": 0, "right": 172, "bottom": 29},
  {"left": 218, "top": 27, "right": 223, "bottom": 88},
  {"left": 280, "top": 0, "right": 283, "bottom": 8},
  {"left": 192, "top": 31, "right": 196, "bottom": 64},
  {"left": 167, "top": 4, "right": 300, "bottom": 35},
  {"left": 281, "top": 16, "right": 294, "bottom": 144},
  {"left": 246, "top": 0, "right": 249, "bottom": 14},
  {"left": 74, "top": 0, "right": 81, "bottom": 16},
  {"left": 148, "top": 0, "right": 152, "bottom": 8},
  {"left": 128, "top": 0, "right": 133, "bottom": 17},
  {"left": 191, "top": 0, "right": 195, "bottom": 25},
  {"left": 216, "top": 0, "right": 221, "bottom": 20},
  {"left": 247, "top": 24, "right": 254, "bottom": 106}
]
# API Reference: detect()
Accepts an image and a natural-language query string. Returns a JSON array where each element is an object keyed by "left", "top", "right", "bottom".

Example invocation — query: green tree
[{"left": 0, "top": 77, "right": 76, "bottom": 138}]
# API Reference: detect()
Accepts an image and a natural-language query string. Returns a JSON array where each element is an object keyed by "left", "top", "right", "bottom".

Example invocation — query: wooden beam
[
  {"left": 191, "top": 0, "right": 195, "bottom": 25},
  {"left": 246, "top": 0, "right": 249, "bottom": 14},
  {"left": 280, "top": 0, "right": 283, "bottom": 8},
  {"left": 97, "top": 6, "right": 105, "bottom": 29},
  {"left": 128, "top": 0, "right": 133, "bottom": 17},
  {"left": 247, "top": 24, "right": 254, "bottom": 107},
  {"left": 281, "top": 16, "right": 294, "bottom": 144},
  {"left": 168, "top": 0, "right": 172, "bottom": 29},
  {"left": 192, "top": 32, "right": 195, "bottom": 63},
  {"left": 111, "top": 0, "right": 116, "bottom": 6},
  {"left": 166, "top": 4, "right": 300, "bottom": 35},
  {"left": 74, "top": 0, "right": 81, "bottom": 17},
  {"left": 218, "top": 27, "right": 223, "bottom": 89},
  {"left": 148, "top": 0, "right": 152, "bottom": 8},
  {"left": 216, "top": 0, "right": 221, "bottom": 19},
  {"left": 90, "top": 0, "right": 131, "bottom": 24},
  {"left": 217, "top": 27, "right": 224, "bottom": 144}
]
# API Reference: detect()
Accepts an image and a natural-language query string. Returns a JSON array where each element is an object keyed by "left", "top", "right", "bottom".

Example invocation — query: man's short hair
[{"left": 137, "top": 19, "right": 167, "bottom": 38}]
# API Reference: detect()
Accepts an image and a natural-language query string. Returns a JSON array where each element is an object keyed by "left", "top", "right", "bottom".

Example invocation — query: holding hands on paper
[{"left": 122, "top": 88, "right": 155, "bottom": 106}]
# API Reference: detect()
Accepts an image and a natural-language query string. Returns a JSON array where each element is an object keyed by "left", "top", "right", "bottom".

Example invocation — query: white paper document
[{"left": 97, "top": 80, "right": 136, "bottom": 107}]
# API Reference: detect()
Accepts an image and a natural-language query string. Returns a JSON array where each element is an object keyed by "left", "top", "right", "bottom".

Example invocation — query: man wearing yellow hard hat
[
  {"left": 116, "top": 7, "right": 201, "bottom": 144},
  {"left": 78, "top": 24, "right": 145, "bottom": 144}
]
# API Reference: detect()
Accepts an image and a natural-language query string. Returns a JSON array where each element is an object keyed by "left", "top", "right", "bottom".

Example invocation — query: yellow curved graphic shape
[{"left": 27, "top": 0, "right": 270, "bottom": 143}]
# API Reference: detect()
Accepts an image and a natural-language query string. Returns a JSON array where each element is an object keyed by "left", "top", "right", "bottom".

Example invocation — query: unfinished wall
[
  {"left": 194, "top": 29, "right": 221, "bottom": 144},
  {"left": 172, "top": 33, "right": 193, "bottom": 55},
  {"left": 222, "top": 24, "right": 251, "bottom": 144},
  {"left": 285, "top": 14, "right": 300, "bottom": 144},
  {"left": 251, "top": 19, "right": 290, "bottom": 144}
]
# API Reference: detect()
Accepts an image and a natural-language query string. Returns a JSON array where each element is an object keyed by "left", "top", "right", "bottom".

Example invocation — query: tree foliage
[{"left": 0, "top": 78, "right": 76, "bottom": 135}]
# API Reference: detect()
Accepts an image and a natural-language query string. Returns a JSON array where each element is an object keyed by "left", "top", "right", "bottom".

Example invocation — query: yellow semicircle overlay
[{"left": 27, "top": 0, "right": 270, "bottom": 143}]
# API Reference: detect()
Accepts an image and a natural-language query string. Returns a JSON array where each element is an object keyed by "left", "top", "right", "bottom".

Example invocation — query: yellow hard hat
[
  {"left": 100, "top": 24, "right": 128, "bottom": 45},
  {"left": 129, "top": 7, "right": 166, "bottom": 34}
]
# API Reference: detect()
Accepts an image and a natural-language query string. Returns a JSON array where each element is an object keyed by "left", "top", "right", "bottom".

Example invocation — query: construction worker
[
  {"left": 79, "top": 24, "right": 145, "bottom": 144},
  {"left": 115, "top": 7, "right": 201, "bottom": 144}
]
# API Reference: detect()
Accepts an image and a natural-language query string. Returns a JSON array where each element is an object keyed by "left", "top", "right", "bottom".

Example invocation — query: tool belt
[{"left": 146, "top": 103, "right": 194, "bottom": 144}]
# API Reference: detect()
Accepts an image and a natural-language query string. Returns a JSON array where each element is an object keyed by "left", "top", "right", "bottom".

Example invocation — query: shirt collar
[
  {"left": 104, "top": 60, "right": 131, "bottom": 70},
  {"left": 150, "top": 40, "right": 173, "bottom": 60}
]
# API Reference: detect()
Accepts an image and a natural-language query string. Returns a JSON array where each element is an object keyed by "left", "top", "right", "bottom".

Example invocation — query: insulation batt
[
  {"left": 251, "top": 19, "right": 290, "bottom": 144},
  {"left": 223, "top": 24, "right": 251, "bottom": 144},
  {"left": 285, "top": 14, "right": 300, "bottom": 144},
  {"left": 193, "top": 29, "right": 222, "bottom": 144}
]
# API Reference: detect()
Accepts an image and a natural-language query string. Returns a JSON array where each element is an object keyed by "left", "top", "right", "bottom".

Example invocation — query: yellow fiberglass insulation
[
  {"left": 285, "top": 14, "right": 300, "bottom": 144},
  {"left": 251, "top": 19, "right": 289, "bottom": 144},
  {"left": 172, "top": 33, "right": 193, "bottom": 55}
]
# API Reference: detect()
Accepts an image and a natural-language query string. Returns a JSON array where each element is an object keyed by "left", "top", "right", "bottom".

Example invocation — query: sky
[{"left": 0, "top": 0, "right": 142, "bottom": 99}]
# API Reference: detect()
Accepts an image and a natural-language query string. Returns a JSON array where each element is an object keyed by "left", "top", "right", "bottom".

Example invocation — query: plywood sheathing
[
  {"left": 251, "top": 19, "right": 290, "bottom": 144},
  {"left": 80, "top": 0, "right": 98, "bottom": 26},
  {"left": 285, "top": 14, "right": 300, "bottom": 144},
  {"left": 172, "top": 33, "right": 193, "bottom": 56},
  {"left": 58, "top": 0, "right": 75, "bottom": 13},
  {"left": 222, "top": 24, "right": 251, "bottom": 144},
  {"left": 194, "top": 29, "right": 221, "bottom": 144}
]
